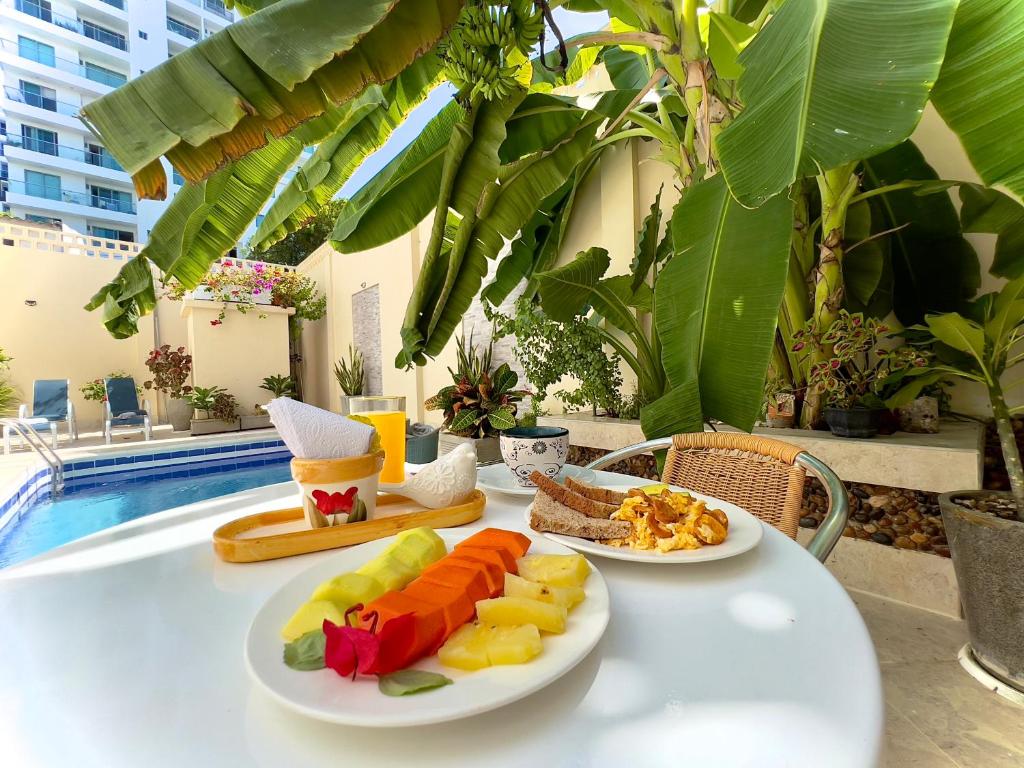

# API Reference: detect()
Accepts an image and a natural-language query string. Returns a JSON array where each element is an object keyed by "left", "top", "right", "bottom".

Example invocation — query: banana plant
[{"left": 80, "top": 0, "right": 1024, "bottom": 439}]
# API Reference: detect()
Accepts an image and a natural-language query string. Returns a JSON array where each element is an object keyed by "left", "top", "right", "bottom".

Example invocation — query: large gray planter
[
  {"left": 190, "top": 417, "right": 240, "bottom": 435},
  {"left": 166, "top": 397, "right": 192, "bottom": 432},
  {"left": 940, "top": 490, "right": 1024, "bottom": 691},
  {"left": 438, "top": 432, "right": 501, "bottom": 465},
  {"left": 240, "top": 413, "right": 272, "bottom": 431}
]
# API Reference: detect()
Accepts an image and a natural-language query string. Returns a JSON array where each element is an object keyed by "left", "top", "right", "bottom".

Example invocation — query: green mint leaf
[
  {"left": 378, "top": 669, "right": 453, "bottom": 696},
  {"left": 283, "top": 629, "right": 326, "bottom": 671}
]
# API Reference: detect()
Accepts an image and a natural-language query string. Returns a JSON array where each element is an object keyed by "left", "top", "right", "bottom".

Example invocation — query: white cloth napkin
[{"left": 265, "top": 398, "right": 374, "bottom": 459}]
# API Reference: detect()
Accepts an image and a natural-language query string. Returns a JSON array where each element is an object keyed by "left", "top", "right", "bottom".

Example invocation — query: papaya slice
[
  {"left": 456, "top": 545, "right": 518, "bottom": 574},
  {"left": 456, "top": 529, "right": 532, "bottom": 560},
  {"left": 403, "top": 578, "right": 476, "bottom": 637},
  {"left": 359, "top": 591, "right": 445, "bottom": 665},
  {"left": 443, "top": 554, "right": 506, "bottom": 595},
  {"left": 419, "top": 563, "right": 490, "bottom": 603}
]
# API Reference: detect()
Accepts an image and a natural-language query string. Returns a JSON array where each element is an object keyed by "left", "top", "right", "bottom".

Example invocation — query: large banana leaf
[
  {"left": 958, "top": 185, "right": 1024, "bottom": 279},
  {"left": 79, "top": 0, "right": 462, "bottom": 198},
  {"left": 861, "top": 142, "right": 980, "bottom": 325},
  {"left": 716, "top": 0, "right": 957, "bottom": 208},
  {"left": 85, "top": 255, "right": 158, "bottom": 340},
  {"left": 930, "top": 0, "right": 1024, "bottom": 202},
  {"left": 251, "top": 53, "right": 444, "bottom": 249},
  {"left": 653, "top": 174, "right": 792, "bottom": 432}
]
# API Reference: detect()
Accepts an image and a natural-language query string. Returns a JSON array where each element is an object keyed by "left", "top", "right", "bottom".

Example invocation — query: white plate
[
  {"left": 245, "top": 530, "right": 610, "bottom": 727},
  {"left": 477, "top": 462, "right": 598, "bottom": 497},
  {"left": 526, "top": 484, "right": 764, "bottom": 563}
]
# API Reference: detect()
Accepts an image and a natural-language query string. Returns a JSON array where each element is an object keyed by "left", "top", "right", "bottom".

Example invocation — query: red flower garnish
[
  {"left": 321, "top": 611, "right": 417, "bottom": 679},
  {"left": 312, "top": 487, "right": 358, "bottom": 515}
]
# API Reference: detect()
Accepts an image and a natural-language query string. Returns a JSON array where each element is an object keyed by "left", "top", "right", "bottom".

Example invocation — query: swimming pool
[{"left": 0, "top": 450, "right": 293, "bottom": 569}]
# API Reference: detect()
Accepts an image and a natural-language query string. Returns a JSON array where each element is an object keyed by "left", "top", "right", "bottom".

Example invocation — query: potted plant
[
  {"left": 0, "top": 348, "right": 17, "bottom": 417},
  {"left": 888, "top": 278, "right": 1024, "bottom": 691},
  {"left": 793, "top": 311, "right": 927, "bottom": 438},
  {"left": 763, "top": 371, "right": 796, "bottom": 429},
  {"left": 259, "top": 374, "right": 296, "bottom": 399},
  {"left": 425, "top": 334, "right": 528, "bottom": 464},
  {"left": 333, "top": 345, "right": 364, "bottom": 415},
  {"left": 143, "top": 345, "right": 193, "bottom": 432},
  {"left": 187, "top": 385, "right": 239, "bottom": 434}
]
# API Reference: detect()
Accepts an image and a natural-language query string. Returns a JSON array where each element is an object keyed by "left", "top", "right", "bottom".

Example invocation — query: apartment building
[{"left": 0, "top": 0, "right": 285, "bottom": 245}]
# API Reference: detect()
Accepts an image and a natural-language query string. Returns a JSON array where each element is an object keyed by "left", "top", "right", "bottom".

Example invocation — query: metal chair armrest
[
  {"left": 797, "top": 452, "right": 849, "bottom": 562},
  {"left": 582, "top": 438, "right": 673, "bottom": 471},
  {"left": 18, "top": 403, "right": 28, "bottom": 419}
]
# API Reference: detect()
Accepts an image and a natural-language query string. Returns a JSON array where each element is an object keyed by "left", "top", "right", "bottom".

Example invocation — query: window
[
  {"left": 21, "top": 125, "right": 58, "bottom": 156},
  {"left": 88, "top": 225, "right": 133, "bottom": 242},
  {"left": 18, "top": 36, "right": 55, "bottom": 67},
  {"left": 86, "top": 143, "right": 121, "bottom": 171},
  {"left": 19, "top": 80, "right": 57, "bottom": 111},
  {"left": 88, "top": 184, "right": 132, "bottom": 212},
  {"left": 82, "top": 19, "right": 127, "bottom": 51},
  {"left": 26, "top": 214, "right": 61, "bottom": 226},
  {"left": 82, "top": 61, "right": 127, "bottom": 87},
  {"left": 18, "top": 0, "right": 52, "bottom": 23},
  {"left": 138, "top": 30, "right": 147, "bottom": 40},
  {"left": 167, "top": 17, "right": 200, "bottom": 41},
  {"left": 24, "top": 170, "right": 61, "bottom": 201}
]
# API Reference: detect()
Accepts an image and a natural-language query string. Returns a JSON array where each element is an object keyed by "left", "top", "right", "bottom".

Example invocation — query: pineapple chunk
[
  {"left": 356, "top": 554, "right": 417, "bottom": 592},
  {"left": 487, "top": 624, "right": 542, "bottom": 666},
  {"left": 387, "top": 528, "right": 447, "bottom": 571},
  {"left": 476, "top": 596, "right": 567, "bottom": 634},
  {"left": 281, "top": 600, "right": 345, "bottom": 642},
  {"left": 504, "top": 572, "right": 585, "bottom": 610},
  {"left": 438, "top": 622, "right": 491, "bottom": 670},
  {"left": 516, "top": 554, "right": 591, "bottom": 588}
]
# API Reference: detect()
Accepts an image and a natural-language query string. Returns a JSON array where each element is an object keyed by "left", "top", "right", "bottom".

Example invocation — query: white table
[{"left": 0, "top": 472, "right": 883, "bottom": 767}]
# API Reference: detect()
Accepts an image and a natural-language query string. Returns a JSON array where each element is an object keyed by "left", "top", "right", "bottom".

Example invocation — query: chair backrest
[
  {"left": 33, "top": 379, "right": 68, "bottom": 420},
  {"left": 104, "top": 377, "right": 140, "bottom": 417},
  {"left": 662, "top": 432, "right": 806, "bottom": 539}
]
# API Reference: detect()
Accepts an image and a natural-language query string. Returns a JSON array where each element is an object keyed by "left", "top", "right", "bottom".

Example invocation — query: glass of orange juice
[{"left": 349, "top": 396, "right": 406, "bottom": 484}]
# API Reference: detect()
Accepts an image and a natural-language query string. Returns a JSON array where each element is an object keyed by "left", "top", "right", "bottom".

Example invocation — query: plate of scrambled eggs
[{"left": 528, "top": 484, "right": 764, "bottom": 563}]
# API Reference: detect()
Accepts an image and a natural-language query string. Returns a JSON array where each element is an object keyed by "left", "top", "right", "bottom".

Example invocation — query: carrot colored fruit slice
[
  {"left": 456, "top": 528, "right": 532, "bottom": 560},
  {"left": 403, "top": 579, "right": 475, "bottom": 637}
]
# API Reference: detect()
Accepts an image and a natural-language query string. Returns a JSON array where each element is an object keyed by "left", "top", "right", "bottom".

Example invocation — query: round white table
[{"left": 0, "top": 472, "right": 883, "bottom": 767}]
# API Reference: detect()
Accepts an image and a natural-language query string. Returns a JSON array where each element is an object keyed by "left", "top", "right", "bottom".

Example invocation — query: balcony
[
  {"left": 3, "top": 178, "right": 136, "bottom": 214},
  {"left": 3, "top": 85, "right": 79, "bottom": 116},
  {"left": 167, "top": 17, "right": 201, "bottom": 41},
  {"left": 173, "top": 0, "right": 233, "bottom": 22},
  {"left": 100, "top": 0, "right": 125, "bottom": 9},
  {"left": 14, "top": 0, "right": 128, "bottom": 52},
  {"left": 0, "top": 38, "right": 129, "bottom": 88},
  {"left": 5, "top": 134, "right": 125, "bottom": 172}
]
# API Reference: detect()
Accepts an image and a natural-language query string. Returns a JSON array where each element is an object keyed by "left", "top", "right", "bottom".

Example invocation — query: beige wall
[{"left": 182, "top": 300, "right": 293, "bottom": 416}]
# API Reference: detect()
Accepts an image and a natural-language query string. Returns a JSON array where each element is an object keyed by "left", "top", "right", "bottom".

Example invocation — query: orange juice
[{"left": 358, "top": 410, "right": 406, "bottom": 483}]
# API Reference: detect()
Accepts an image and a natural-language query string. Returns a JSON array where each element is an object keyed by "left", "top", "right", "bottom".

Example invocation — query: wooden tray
[{"left": 213, "top": 490, "right": 486, "bottom": 563}]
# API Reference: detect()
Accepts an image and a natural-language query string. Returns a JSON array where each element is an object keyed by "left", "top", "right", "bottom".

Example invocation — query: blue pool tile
[
  {"left": 188, "top": 448, "right": 205, "bottom": 456},
  {"left": 169, "top": 450, "right": 188, "bottom": 458},
  {"left": 153, "top": 452, "right": 172, "bottom": 461},
  {"left": 71, "top": 460, "right": 95, "bottom": 471},
  {"left": 169, "top": 470, "right": 189, "bottom": 479},
  {"left": 94, "top": 458, "right": 117, "bottom": 468},
  {"left": 115, "top": 456, "right": 134, "bottom": 466}
]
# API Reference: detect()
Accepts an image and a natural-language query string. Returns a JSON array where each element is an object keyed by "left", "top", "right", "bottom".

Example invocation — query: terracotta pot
[
  {"left": 940, "top": 491, "right": 1024, "bottom": 692},
  {"left": 766, "top": 394, "right": 796, "bottom": 428},
  {"left": 291, "top": 451, "right": 385, "bottom": 529}
]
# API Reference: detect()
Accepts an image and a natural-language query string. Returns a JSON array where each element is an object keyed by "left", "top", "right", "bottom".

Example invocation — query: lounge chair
[
  {"left": 4, "top": 379, "right": 77, "bottom": 452},
  {"left": 104, "top": 377, "right": 152, "bottom": 444}
]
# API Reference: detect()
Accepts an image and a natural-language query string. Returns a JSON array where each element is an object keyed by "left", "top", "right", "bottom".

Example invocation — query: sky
[{"left": 338, "top": 7, "right": 609, "bottom": 198}]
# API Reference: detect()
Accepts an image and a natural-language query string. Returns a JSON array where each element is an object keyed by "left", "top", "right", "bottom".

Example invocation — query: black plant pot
[{"left": 823, "top": 406, "right": 880, "bottom": 438}]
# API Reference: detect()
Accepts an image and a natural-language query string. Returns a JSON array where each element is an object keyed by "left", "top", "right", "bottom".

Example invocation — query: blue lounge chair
[
  {"left": 104, "top": 377, "right": 152, "bottom": 444},
  {"left": 7, "top": 379, "right": 77, "bottom": 450}
]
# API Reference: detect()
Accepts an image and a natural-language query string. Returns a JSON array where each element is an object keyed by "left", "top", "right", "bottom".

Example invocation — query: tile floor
[{"left": 852, "top": 591, "right": 1024, "bottom": 767}]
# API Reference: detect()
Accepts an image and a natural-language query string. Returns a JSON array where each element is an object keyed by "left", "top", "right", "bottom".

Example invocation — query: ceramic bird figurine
[{"left": 380, "top": 442, "right": 478, "bottom": 508}]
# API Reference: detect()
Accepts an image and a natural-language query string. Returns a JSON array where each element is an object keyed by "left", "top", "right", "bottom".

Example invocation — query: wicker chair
[{"left": 583, "top": 432, "right": 848, "bottom": 562}]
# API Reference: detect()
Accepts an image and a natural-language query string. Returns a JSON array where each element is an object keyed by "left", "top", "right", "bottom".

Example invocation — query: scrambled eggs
[{"left": 605, "top": 489, "right": 729, "bottom": 553}]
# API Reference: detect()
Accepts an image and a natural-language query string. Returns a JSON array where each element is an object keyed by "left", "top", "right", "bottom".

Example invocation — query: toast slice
[
  {"left": 565, "top": 477, "right": 630, "bottom": 505},
  {"left": 529, "top": 490, "right": 632, "bottom": 540},
  {"left": 529, "top": 471, "right": 619, "bottom": 519}
]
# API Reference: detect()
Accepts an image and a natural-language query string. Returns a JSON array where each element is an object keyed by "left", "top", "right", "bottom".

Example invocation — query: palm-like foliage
[{"left": 81, "top": 0, "right": 1024, "bottom": 437}]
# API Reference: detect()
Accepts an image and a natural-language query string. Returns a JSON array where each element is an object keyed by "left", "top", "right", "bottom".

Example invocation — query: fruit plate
[
  {"left": 245, "top": 530, "right": 610, "bottom": 727},
  {"left": 526, "top": 484, "right": 764, "bottom": 563},
  {"left": 476, "top": 463, "right": 597, "bottom": 497}
]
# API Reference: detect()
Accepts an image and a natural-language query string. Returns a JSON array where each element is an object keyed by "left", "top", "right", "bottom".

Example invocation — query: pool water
[{"left": 0, "top": 458, "right": 293, "bottom": 569}]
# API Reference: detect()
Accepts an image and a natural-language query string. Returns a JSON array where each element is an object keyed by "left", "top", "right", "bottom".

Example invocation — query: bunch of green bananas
[{"left": 442, "top": 1, "right": 545, "bottom": 101}]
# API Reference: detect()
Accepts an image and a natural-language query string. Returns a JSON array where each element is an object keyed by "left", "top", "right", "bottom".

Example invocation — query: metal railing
[
  {"left": 100, "top": 0, "right": 125, "bottom": 9},
  {"left": 5, "top": 134, "right": 125, "bottom": 171},
  {"left": 3, "top": 85, "right": 81, "bottom": 116},
  {"left": 166, "top": 17, "right": 201, "bottom": 41},
  {"left": 3, "top": 179, "right": 137, "bottom": 214},
  {"left": 15, "top": 0, "right": 129, "bottom": 51},
  {"left": 1, "top": 38, "right": 128, "bottom": 87},
  {"left": 0, "top": 418, "right": 64, "bottom": 495},
  {"left": 174, "top": 0, "right": 233, "bottom": 21}
]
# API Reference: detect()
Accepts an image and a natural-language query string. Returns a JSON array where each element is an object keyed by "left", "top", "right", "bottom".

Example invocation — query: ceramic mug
[
  {"left": 499, "top": 426, "right": 570, "bottom": 487},
  {"left": 290, "top": 451, "right": 385, "bottom": 528}
]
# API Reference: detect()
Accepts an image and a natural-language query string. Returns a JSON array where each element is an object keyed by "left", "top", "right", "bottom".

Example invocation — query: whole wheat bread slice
[
  {"left": 565, "top": 476, "right": 630, "bottom": 505},
  {"left": 529, "top": 471, "right": 619, "bottom": 519},
  {"left": 529, "top": 490, "right": 632, "bottom": 540}
]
